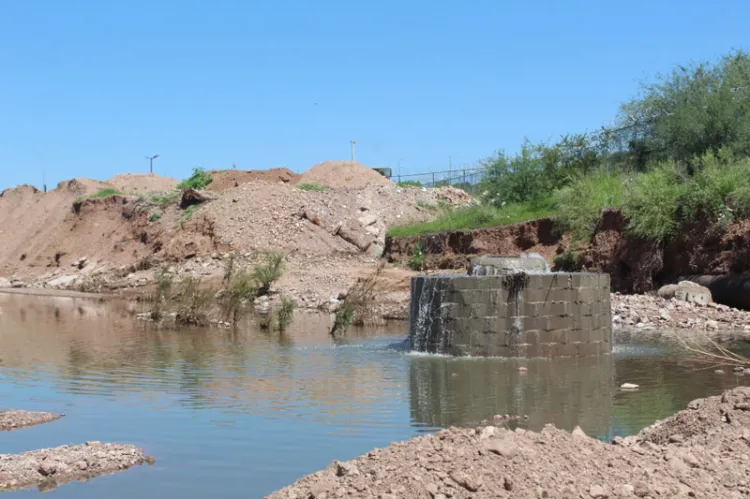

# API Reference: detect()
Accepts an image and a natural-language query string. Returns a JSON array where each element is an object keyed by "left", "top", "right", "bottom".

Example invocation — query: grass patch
[
  {"left": 331, "top": 263, "right": 383, "bottom": 335},
  {"left": 398, "top": 180, "right": 422, "bottom": 188},
  {"left": 177, "top": 167, "right": 213, "bottom": 190},
  {"left": 76, "top": 188, "right": 121, "bottom": 202},
  {"left": 174, "top": 277, "right": 215, "bottom": 326},
  {"left": 150, "top": 191, "right": 180, "bottom": 208},
  {"left": 148, "top": 212, "right": 162, "bottom": 223},
  {"left": 276, "top": 296, "right": 296, "bottom": 332},
  {"left": 387, "top": 200, "right": 554, "bottom": 237},
  {"left": 297, "top": 183, "right": 331, "bottom": 192}
]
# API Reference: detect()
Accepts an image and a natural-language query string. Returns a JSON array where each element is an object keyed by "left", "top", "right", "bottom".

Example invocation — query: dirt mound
[
  {"left": 208, "top": 168, "right": 300, "bottom": 191},
  {"left": 204, "top": 182, "right": 472, "bottom": 256},
  {"left": 107, "top": 173, "right": 178, "bottom": 194},
  {"left": 268, "top": 387, "right": 750, "bottom": 499},
  {"left": 300, "top": 161, "right": 393, "bottom": 188}
]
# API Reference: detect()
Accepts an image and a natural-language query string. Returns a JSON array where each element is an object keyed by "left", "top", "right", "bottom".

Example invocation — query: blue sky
[{"left": 1, "top": 0, "right": 748, "bottom": 191}]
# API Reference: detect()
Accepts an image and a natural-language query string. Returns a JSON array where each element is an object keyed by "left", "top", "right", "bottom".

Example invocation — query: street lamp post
[{"left": 145, "top": 154, "right": 160, "bottom": 174}]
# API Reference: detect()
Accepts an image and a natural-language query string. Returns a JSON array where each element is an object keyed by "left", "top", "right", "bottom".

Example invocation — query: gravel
[
  {"left": 267, "top": 387, "right": 750, "bottom": 499},
  {"left": 0, "top": 410, "right": 62, "bottom": 431},
  {"left": 0, "top": 441, "right": 151, "bottom": 492}
]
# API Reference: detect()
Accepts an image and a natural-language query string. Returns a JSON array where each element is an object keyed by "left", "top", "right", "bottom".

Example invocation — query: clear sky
[{"left": 1, "top": 0, "right": 748, "bottom": 191}]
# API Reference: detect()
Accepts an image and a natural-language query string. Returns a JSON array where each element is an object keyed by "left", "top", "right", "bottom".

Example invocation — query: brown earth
[
  {"left": 300, "top": 161, "right": 394, "bottom": 189},
  {"left": 0, "top": 162, "right": 471, "bottom": 314},
  {"left": 207, "top": 168, "right": 300, "bottom": 192},
  {"left": 267, "top": 386, "right": 750, "bottom": 499}
]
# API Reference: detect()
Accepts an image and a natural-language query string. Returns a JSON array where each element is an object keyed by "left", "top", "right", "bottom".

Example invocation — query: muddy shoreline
[{"left": 267, "top": 386, "right": 750, "bottom": 498}]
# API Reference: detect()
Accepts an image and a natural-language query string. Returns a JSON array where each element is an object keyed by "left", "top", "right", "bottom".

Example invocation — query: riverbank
[
  {"left": 0, "top": 442, "right": 151, "bottom": 492},
  {"left": 267, "top": 386, "right": 750, "bottom": 498}
]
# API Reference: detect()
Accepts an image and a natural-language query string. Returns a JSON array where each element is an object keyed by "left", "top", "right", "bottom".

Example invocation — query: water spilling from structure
[{"left": 408, "top": 255, "right": 613, "bottom": 357}]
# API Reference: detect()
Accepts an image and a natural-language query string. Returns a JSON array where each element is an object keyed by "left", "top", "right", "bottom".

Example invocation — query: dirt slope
[
  {"left": 106, "top": 173, "right": 178, "bottom": 194},
  {"left": 208, "top": 168, "right": 300, "bottom": 192}
]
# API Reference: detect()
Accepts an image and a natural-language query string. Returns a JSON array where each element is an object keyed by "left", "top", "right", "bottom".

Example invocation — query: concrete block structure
[{"left": 408, "top": 265, "right": 612, "bottom": 357}]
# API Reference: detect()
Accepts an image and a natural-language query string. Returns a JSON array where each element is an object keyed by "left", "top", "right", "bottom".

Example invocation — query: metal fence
[{"left": 389, "top": 167, "right": 485, "bottom": 194}]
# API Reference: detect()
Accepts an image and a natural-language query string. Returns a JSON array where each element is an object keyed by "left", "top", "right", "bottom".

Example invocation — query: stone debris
[
  {"left": 267, "top": 387, "right": 750, "bottom": 499},
  {"left": 0, "top": 441, "right": 151, "bottom": 492},
  {"left": 0, "top": 410, "right": 62, "bottom": 431}
]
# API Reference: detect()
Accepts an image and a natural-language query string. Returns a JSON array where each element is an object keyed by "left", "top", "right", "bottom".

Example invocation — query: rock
[
  {"left": 0, "top": 277, "right": 10, "bottom": 288},
  {"left": 657, "top": 284, "right": 678, "bottom": 299},
  {"left": 38, "top": 460, "right": 58, "bottom": 477},
  {"left": 46, "top": 275, "right": 78, "bottom": 289},
  {"left": 449, "top": 470, "right": 481, "bottom": 492},
  {"left": 366, "top": 242, "right": 385, "bottom": 258},
  {"left": 633, "top": 481, "right": 650, "bottom": 497},
  {"left": 674, "top": 281, "right": 712, "bottom": 306},
  {"left": 659, "top": 308, "right": 671, "bottom": 321},
  {"left": 483, "top": 437, "right": 519, "bottom": 458},
  {"left": 335, "top": 461, "right": 360, "bottom": 477},
  {"left": 572, "top": 426, "right": 588, "bottom": 439},
  {"left": 337, "top": 219, "right": 374, "bottom": 251},
  {"left": 180, "top": 188, "right": 216, "bottom": 208},
  {"left": 616, "top": 484, "right": 635, "bottom": 497},
  {"left": 589, "top": 484, "right": 608, "bottom": 498},
  {"left": 621, "top": 383, "right": 640, "bottom": 390}
]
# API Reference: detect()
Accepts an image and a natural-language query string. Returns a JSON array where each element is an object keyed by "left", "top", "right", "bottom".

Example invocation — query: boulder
[
  {"left": 657, "top": 284, "right": 677, "bottom": 300},
  {"left": 0, "top": 277, "right": 10, "bottom": 288},
  {"left": 46, "top": 275, "right": 78, "bottom": 289},
  {"left": 180, "top": 188, "right": 216, "bottom": 209},
  {"left": 659, "top": 281, "right": 713, "bottom": 306}
]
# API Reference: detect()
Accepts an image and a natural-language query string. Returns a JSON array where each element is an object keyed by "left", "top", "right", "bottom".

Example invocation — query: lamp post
[{"left": 145, "top": 154, "right": 159, "bottom": 173}]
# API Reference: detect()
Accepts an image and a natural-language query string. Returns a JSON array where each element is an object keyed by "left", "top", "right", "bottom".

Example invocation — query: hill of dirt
[
  {"left": 268, "top": 386, "right": 750, "bottom": 499},
  {"left": 106, "top": 173, "right": 178, "bottom": 194},
  {"left": 207, "top": 168, "right": 300, "bottom": 192},
  {"left": 299, "top": 161, "right": 393, "bottom": 188}
]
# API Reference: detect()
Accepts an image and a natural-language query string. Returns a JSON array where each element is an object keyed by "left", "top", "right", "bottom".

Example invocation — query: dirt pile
[
  {"left": 299, "top": 161, "right": 393, "bottom": 188},
  {"left": 268, "top": 387, "right": 750, "bottom": 499},
  {"left": 106, "top": 173, "right": 178, "bottom": 193},
  {"left": 208, "top": 168, "right": 300, "bottom": 191},
  {"left": 0, "top": 411, "right": 62, "bottom": 431},
  {"left": 0, "top": 442, "right": 150, "bottom": 492}
]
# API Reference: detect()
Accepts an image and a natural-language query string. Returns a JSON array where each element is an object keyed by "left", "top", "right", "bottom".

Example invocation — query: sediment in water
[
  {"left": 0, "top": 410, "right": 62, "bottom": 431},
  {"left": 267, "top": 386, "right": 750, "bottom": 498},
  {"left": 0, "top": 442, "right": 151, "bottom": 492}
]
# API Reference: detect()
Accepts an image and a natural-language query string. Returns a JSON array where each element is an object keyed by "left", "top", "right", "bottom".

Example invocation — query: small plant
[
  {"left": 298, "top": 183, "right": 331, "bottom": 192},
  {"left": 76, "top": 188, "right": 121, "bottom": 203},
  {"left": 276, "top": 296, "right": 296, "bottom": 332},
  {"left": 174, "top": 276, "right": 214, "bottom": 326},
  {"left": 330, "top": 263, "right": 383, "bottom": 336},
  {"left": 177, "top": 167, "right": 213, "bottom": 190},
  {"left": 179, "top": 205, "right": 200, "bottom": 228},
  {"left": 150, "top": 191, "right": 180, "bottom": 208},
  {"left": 398, "top": 180, "right": 422, "bottom": 188},
  {"left": 252, "top": 252, "right": 285, "bottom": 296},
  {"left": 149, "top": 212, "right": 162, "bottom": 223},
  {"left": 220, "top": 268, "right": 257, "bottom": 323},
  {"left": 149, "top": 266, "right": 174, "bottom": 321},
  {"left": 332, "top": 300, "right": 356, "bottom": 334},
  {"left": 553, "top": 250, "right": 583, "bottom": 272},
  {"left": 409, "top": 242, "right": 425, "bottom": 271}
]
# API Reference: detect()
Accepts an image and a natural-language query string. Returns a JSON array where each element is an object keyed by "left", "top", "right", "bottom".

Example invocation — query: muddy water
[{"left": 0, "top": 293, "right": 748, "bottom": 497}]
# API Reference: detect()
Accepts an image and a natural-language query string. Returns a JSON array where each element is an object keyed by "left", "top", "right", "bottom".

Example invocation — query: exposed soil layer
[
  {"left": 385, "top": 218, "right": 562, "bottom": 270},
  {"left": 0, "top": 442, "right": 150, "bottom": 492},
  {"left": 267, "top": 386, "right": 750, "bottom": 499},
  {"left": 0, "top": 410, "right": 62, "bottom": 431}
]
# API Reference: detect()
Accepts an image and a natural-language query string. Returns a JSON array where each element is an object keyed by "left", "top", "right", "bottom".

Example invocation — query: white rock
[
  {"left": 0, "top": 277, "right": 11, "bottom": 288},
  {"left": 621, "top": 383, "right": 640, "bottom": 390},
  {"left": 46, "top": 275, "right": 79, "bottom": 289}
]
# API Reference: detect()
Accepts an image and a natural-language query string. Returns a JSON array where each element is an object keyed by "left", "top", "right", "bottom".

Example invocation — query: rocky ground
[
  {"left": 267, "top": 386, "right": 750, "bottom": 499},
  {"left": 0, "top": 410, "right": 62, "bottom": 431},
  {"left": 0, "top": 442, "right": 151, "bottom": 492}
]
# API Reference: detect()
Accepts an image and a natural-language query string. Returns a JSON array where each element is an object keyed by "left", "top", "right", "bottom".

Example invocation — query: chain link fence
[{"left": 389, "top": 167, "right": 485, "bottom": 195}]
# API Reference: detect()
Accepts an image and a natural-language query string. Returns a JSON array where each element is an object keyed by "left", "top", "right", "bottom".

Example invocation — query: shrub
[
  {"left": 297, "top": 183, "right": 331, "bottom": 192},
  {"left": 177, "top": 167, "right": 213, "bottom": 190},
  {"left": 330, "top": 263, "right": 383, "bottom": 335},
  {"left": 149, "top": 212, "right": 162, "bottom": 223},
  {"left": 552, "top": 170, "right": 625, "bottom": 243},
  {"left": 553, "top": 250, "right": 583, "bottom": 272},
  {"left": 149, "top": 266, "right": 174, "bottom": 321},
  {"left": 276, "top": 296, "right": 296, "bottom": 332},
  {"left": 409, "top": 242, "right": 424, "bottom": 271},
  {"left": 252, "top": 252, "right": 284, "bottom": 296},
  {"left": 174, "top": 277, "right": 214, "bottom": 326},
  {"left": 622, "top": 163, "right": 686, "bottom": 243}
]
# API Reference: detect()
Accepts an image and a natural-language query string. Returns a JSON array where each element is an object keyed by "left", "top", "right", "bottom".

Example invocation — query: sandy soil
[
  {"left": 0, "top": 442, "right": 150, "bottom": 492},
  {"left": 0, "top": 410, "right": 62, "bottom": 431},
  {"left": 207, "top": 168, "right": 300, "bottom": 191},
  {"left": 300, "top": 161, "right": 394, "bottom": 188},
  {"left": 267, "top": 386, "right": 750, "bottom": 499}
]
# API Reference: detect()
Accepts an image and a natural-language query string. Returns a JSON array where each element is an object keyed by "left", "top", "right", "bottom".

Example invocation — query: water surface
[{"left": 0, "top": 293, "right": 747, "bottom": 497}]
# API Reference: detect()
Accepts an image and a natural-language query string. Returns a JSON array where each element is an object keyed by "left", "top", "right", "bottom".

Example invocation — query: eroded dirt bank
[
  {"left": 267, "top": 386, "right": 750, "bottom": 499},
  {"left": 0, "top": 442, "right": 150, "bottom": 492}
]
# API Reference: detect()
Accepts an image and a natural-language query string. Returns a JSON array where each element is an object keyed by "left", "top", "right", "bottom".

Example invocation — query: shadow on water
[{"left": 1, "top": 292, "right": 750, "bottom": 498}]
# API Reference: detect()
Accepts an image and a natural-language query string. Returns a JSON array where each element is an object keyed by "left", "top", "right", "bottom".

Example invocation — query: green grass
[
  {"left": 150, "top": 191, "right": 180, "bottom": 208},
  {"left": 387, "top": 201, "right": 554, "bottom": 237},
  {"left": 397, "top": 180, "right": 422, "bottom": 188},
  {"left": 148, "top": 212, "right": 162, "bottom": 223},
  {"left": 76, "top": 188, "right": 121, "bottom": 202},
  {"left": 297, "top": 183, "right": 331, "bottom": 192},
  {"left": 177, "top": 167, "right": 213, "bottom": 190}
]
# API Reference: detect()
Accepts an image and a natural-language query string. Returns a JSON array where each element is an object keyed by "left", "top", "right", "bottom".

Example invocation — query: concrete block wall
[{"left": 409, "top": 272, "right": 612, "bottom": 357}]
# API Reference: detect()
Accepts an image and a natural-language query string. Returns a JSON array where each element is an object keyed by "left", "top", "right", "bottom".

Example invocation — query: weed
[
  {"left": 331, "top": 263, "right": 383, "bottom": 336},
  {"left": 409, "top": 242, "right": 424, "bottom": 271},
  {"left": 174, "top": 277, "right": 214, "bottom": 326},
  {"left": 149, "top": 212, "right": 162, "bottom": 223},
  {"left": 76, "top": 188, "right": 121, "bottom": 203},
  {"left": 297, "top": 183, "right": 331, "bottom": 192},
  {"left": 398, "top": 180, "right": 422, "bottom": 188},
  {"left": 553, "top": 250, "right": 583, "bottom": 272},
  {"left": 623, "top": 163, "right": 685, "bottom": 244},
  {"left": 150, "top": 191, "right": 180, "bottom": 208},
  {"left": 252, "top": 252, "right": 284, "bottom": 296},
  {"left": 149, "top": 267, "right": 174, "bottom": 321},
  {"left": 177, "top": 167, "right": 213, "bottom": 190},
  {"left": 276, "top": 296, "right": 296, "bottom": 332}
]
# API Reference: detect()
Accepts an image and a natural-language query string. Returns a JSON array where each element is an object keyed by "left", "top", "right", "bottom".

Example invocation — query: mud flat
[
  {"left": 267, "top": 386, "right": 750, "bottom": 498},
  {"left": 0, "top": 410, "right": 62, "bottom": 431},
  {"left": 0, "top": 442, "right": 151, "bottom": 492}
]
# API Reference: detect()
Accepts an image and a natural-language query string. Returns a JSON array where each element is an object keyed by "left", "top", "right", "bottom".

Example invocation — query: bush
[
  {"left": 553, "top": 250, "right": 583, "bottom": 272},
  {"left": 276, "top": 296, "right": 296, "bottom": 332},
  {"left": 177, "top": 168, "right": 213, "bottom": 190},
  {"left": 552, "top": 170, "right": 625, "bottom": 243},
  {"left": 252, "top": 252, "right": 284, "bottom": 296},
  {"left": 148, "top": 212, "right": 162, "bottom": 223},
  {"left": 297, "top": 183, "right": 331, "bottom": 192},
  {"left": 409, "top": 242, "right": 424, "bottom": 271},
  {"left": 622, "top": 163, "right": 686, "bottom": 243},
  {"left": 174, "top": 277, "right": 214, "bottom": 326}
]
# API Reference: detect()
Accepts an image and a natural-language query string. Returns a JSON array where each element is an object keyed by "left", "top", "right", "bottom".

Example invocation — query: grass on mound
[
  {"left": 386, "top": 201, "right": 554, "bottom": 237},
  {"left": 297, "top": 183, "right": 331, "bottom": 192},
  {"left": 75, "top": 188, "right": 121, "bottom": 202}
]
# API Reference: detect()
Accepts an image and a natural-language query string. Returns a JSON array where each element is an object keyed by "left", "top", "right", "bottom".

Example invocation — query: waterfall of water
[{"left": 410, "top": 277, "right": 444, "bottom": 352}]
